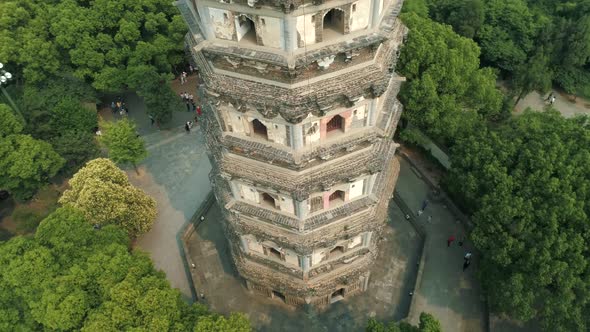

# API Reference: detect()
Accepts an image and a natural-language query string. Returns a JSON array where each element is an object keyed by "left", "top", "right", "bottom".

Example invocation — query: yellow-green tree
[
  {"left": 59, "top": 158, "right": 156, "bottom": 238},
  {"left": 0, "top": 206, "right": 251, "bottom": 331}
]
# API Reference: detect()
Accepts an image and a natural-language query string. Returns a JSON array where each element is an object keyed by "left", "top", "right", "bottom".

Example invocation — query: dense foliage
[
  {"left": 0, "top": 104, "right": 64, "bottom": 201},
  {"left": 420, "top": 0, "right": 590, "bottom": 97},
  {"left": 28, "top": 96, "right": 100, "bottom": 175},
  {"left": 0, "top": 0, "right": 186, "bottom": 122},
  {"left": 445, "top": 110, "right": 590, "bottom": 331},
  {"left": 60, "top": 158, "right": 156, "bottom": 238},
  {"left": 366, "top": 313, "right": 442, "bottom": 332},
  {"left": 400, "top": 2, "right": 590, "bottom": 331},
  {"left": 0, "top": 0, "right": 185, "bottom": 86},
  {"left": 0, "top": 206, "right": 252, "bottom": 331},
  {"left": 397, "top": 12, "right": 504, "bottom": 145},
  {"left": 99, "top": 119, "right": 148, "bottom": 173}
]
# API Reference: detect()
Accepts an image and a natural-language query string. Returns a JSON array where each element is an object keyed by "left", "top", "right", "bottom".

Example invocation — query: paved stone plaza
[
  {"left": 395, "top": 157, "right": 487, "bottom": 332},
  {"left": 186, "top": 200, "right": 421, "bottom": 332},
  {"left": 515, "top": 88, "right": 590, "bottom": 118},
  {"left": 128, "top": 125, "right": 211, "bottom": 298},
  {"left": 105, "top": 89, "right": 211, "bottom": 298}
]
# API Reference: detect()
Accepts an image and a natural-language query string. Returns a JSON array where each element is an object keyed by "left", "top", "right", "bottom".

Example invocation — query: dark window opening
[
  {"left": 330, "top": 288, "right": 345, "bottom": 303},
  {"left": 269, "top": 247, "right": 282, "bottom": 260},
  {"left": 252, "top": 119, "right": 268, "bottom": 140},
  {"left": 262, "top": 193, "right": 276, "bottom": 208},
  {"left": 273, "top": 290, "right": 286, "bottom": 302},
  {"left": 323, "top": 9, "right": 345, "bottom": 40},
  {"left": 330, "top": 246, "right": 345, "bottom": 256},
  {"left": 329, "top": 190, "right": 344, "bottom": 202},
  {"left": 326, "top": 115, "right": 344, "bottom": 133},
  {"left": 237, "top": 15, "right": 257, "bottom": 45}
]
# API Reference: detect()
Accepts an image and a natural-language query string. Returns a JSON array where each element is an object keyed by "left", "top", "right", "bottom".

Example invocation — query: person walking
[
  {"left": 463, "top": 259, "right": 471, "bottom": 271},
  {"left": 185, "top": 121, "right": 191, "bottom": 132},
  {"left": 196, "top": 105, "right": 202, "bottom": 116},
  {"left": 149, "top": 114, "right": 155, "bottom": 126},
  {"left": 464, "top": 252, "right": 472, "bottom": 260},
  {"left": 181, "top": 71, "right": 187, "bottom": 85},
  {"left": 110, "top": 101, "right": 116, "bottom": 114},
  {"left": 463, "top": 252, "right": 472, "bottom": 271},
  {"left": 550, "top": 95, "right": 556, "bottom": 105},
  {"left": 447, "top": 235, "right": 455, "bottom": 247},
  {"left": 427, "top": 215, "right": 432, "bottom": 223},
  {"left": 421, "top": 199, "right": 429, "bottom": 211},
  {"left": 545, "top": 92, "right": 553, "bottom": 101},
  {"left": 189, "top": 65, "right": 194, "bottom": 74},
  {"left": 188, "top": 94, "right": 194, "bottom": 111}
]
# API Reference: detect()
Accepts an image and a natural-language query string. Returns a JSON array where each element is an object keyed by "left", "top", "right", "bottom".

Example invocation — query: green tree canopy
[
  {"left": 0, "top": 103, "right": 23, "bottom": 137},
  {"left": 0, "top": 111, "right": 64, "bottom": 200},
  {"left": 366, "top": 312, "right": 442, "bottom": 332},
  {"left": 475, "top": 0, "right": 539, "bottom": 72},
  {"left": 423, "top": 0, "right": 590, "bottom": 98},
  {"left": 511, "top": 48, "right": 553, "bottom": 105},
  {"left": 401, "top": 0, "right": 429, "bottom": 17},
  {"left": 445, "top": 110, "right": 590, "bottom": 332},
  {"left": 193, "top": 313, "right": 252, "bottom": 332},
  {"left": 0, "top": 0, "right": 185, "bottom": 87},
  {"left": 51, "top": 130, "right": 100, "bottom": 175},
  {"left": 59, "top": 158, "right": 156, "bottom": 238},
  {"left": 0, "top": 0, "right": 186, "bottom": 123},
  {"left": 0, "top": 206, "right": 252, "bottom": 331},
  {"left": 99, "top": 119, "right": 147, "bottom": 173},
  {"left": 427, "top": 0, "right": 484, "bottom": 38},
  {"left": 398, "top": 12, "right": 503, "bottom": 144}
]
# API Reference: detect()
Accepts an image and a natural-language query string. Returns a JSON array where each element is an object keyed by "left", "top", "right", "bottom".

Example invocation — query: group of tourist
[
  {"left": 181, "top": 91, "right": 196, "bottom": 112},
  {"left": 179, "top": 65, "right": 203, "bottom": 133}
]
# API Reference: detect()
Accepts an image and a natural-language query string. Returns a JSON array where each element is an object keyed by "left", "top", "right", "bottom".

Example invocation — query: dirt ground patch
[{"left": 0, "top": 184, "right": 66, "bottom": 239}]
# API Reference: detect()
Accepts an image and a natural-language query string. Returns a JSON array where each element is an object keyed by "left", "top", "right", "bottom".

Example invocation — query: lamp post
[{"left": 0, "top": 62, "right": 25, "bottom": 124}]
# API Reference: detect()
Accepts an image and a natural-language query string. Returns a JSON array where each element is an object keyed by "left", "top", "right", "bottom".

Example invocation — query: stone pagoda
[{"left": 177, "top": 0, "right": 406, "bottom": 306}]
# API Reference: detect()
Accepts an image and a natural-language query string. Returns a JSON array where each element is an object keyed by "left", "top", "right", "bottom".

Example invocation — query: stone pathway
[
  {"left": 129, "top": 125, "right": 211, "bottom": 298},
  {"left": 99, "top": 83, "right": 212, "bottom": 299},
  {"left": 395, "top": 156, "right": 487, "bottom": 332},
  {"left": 515, "top": 89, "right": 590, "bottom": 118}
]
